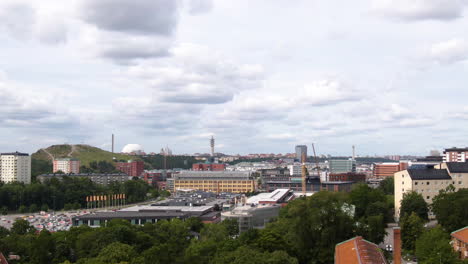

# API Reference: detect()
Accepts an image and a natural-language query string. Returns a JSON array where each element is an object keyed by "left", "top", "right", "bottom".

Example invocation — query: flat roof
[
  {"left": 119, "top": 205, "right": 213, "bottom": 213},
  {"left": 73, "top": 211, "right": 187, "bottom": 220},
  {"left": 247, "top": 189, "right": 291, "bottom": 204},
  {"left": 1, "top": 152, "right": 29, "bottom": 156}
]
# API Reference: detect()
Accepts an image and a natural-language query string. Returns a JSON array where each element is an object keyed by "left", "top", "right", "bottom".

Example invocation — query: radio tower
[{"left": 210, "top": 136, "right": 215, "bottom": 157}]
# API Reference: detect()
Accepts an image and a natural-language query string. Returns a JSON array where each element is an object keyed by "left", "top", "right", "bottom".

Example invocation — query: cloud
[
  {"left": 372, "top": 0, "right": 466, "bottom": 21},
  {"left": 0, "top": 3, "right": 36, "bottom": 40},
  {"left": 187, "top": 0, "right": 213, "bottom": 15},
  {"left": 428, "top": 39, "right": 468, "bottom": 64},
  {"left": 126, "top": 43, "right": 265, "bottom": 104},
  {"left": 80, "top": 0, "right": 179, "bottom": 35}
]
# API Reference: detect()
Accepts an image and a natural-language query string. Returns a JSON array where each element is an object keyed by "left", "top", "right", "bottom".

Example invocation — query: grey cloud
[
  {"left": 81, "top": 0, "right": 180, "bottom": 35},
  {"left": 373, "top": 0, "right": 465, "bottom": 21},
  {"left": 0, "top": 3, "right": 36, "bottom": 40}
]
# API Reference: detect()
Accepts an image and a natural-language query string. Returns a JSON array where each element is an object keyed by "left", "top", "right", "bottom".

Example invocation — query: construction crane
[
  {"left": 312, "top": 143, "right": 320, "bottom": 177},
  {"left": 301, "top": 152, "right": 307, "bottom": 196}
]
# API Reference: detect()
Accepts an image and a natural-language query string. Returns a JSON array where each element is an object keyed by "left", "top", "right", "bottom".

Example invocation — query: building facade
[
  {"left": 329, "top": 159, "right": 356, "bottom": 174},
  {"left": 172, "top": 171, "right": 255, "bottom": 193},
  {"left": 0, "top": 152, "right": 31, "bottom": 184},
  {"left": 37, "top": 173, "right": 132, "bottom": 186},
  {"left": 53, "top": 158, "right": 80, "bottom": 174},
  {"left": 443, "top": 147, "right": 468, "bottom": 162},
  {"left": 192, "top": 163, "right": 226, "bottom": 171},
  {"left": 221, "top": 204, "right": 281, "bottom": 233},
  {"left": 329, "top": 173, "right": 366, "bottom": 183},
  {"left": 115, "top": 160, "right": 144, "bottom": 177},
  {"left": 451, "top": 226, "right": 468, "bottom": 260},
  {"left": 394, "top": 168, "right": 453, "bottom": 220},
  {"left": 295, "top": 145, "right": 307, "bottom": 161},
  {"left": 373, "top": 162, "right": 408, "bottom": 179}
]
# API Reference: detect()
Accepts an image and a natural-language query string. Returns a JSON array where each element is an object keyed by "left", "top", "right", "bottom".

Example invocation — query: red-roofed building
[
  {"left": 0, "top": 252, "right": 8, "bottom": 264},
  {"left": 335, "top": 236, "right": 387, "bottom": 264},
  {"left": 192, "top": 163, "right": 225, "bottom": 171},
  {"left": 451, "top": 226, "right": 468, "bottom": 260},
  {"left": 115, "top": 160, "right": 144, "bottom": 177}
]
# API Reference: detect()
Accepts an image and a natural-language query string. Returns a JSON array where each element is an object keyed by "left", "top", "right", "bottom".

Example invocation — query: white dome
[{"left": 122, "top": 144, "right": 144, "bottom": 154}]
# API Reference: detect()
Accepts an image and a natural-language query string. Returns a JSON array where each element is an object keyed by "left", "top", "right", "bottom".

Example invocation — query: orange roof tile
[
  {"left": 335, "top": 236, "right": 388, "bottom": 264},
  {"left": 451, "top": 226, "right": 468, "bottom": 244}
]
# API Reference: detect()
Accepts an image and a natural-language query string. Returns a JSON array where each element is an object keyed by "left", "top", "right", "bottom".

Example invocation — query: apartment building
[
  {"left": 443, "top": 147, "right": 468, "bottom": 162},
  {"left": 172, "top": 171, "right": 255, "bottom": 193},
  {"left": 0, "top": 152, "right": 31, "bottom": 184},
  {"left": 329, "top": 159, "right": 356, "bottom": 174},
  {"left": 115, "top": 160, "right": 144, "bottom": 177},
  {"left": 394, "top": 163, "right": 468, "bottom": 220},
  {"left": 53, "top": 158, "right": 80, "bottom": 174}
]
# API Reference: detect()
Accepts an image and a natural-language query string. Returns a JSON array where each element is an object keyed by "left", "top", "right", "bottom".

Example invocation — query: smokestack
[
  {"left": 112, "top": 134, "right": 114, "bottom": 153},
  {"left": 210, "top": 136, "right": 215, "bottom": 157},
  {"left": 352, "top": 145, "right": 355, "bottom": 161},
  {"left": 393, "top": 227, "right": 401, "bottom": 264}
]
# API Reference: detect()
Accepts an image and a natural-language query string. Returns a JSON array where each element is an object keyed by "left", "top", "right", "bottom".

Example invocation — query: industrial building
[
  {"left": 53, "top": 158, "right": 80, "bottom": 174},
  {"left": 115, "top": 160, "right": 144, "bottom": 177},
  {"left": 328, "top": 173, "right": 366, "bottom": 183},
  {"left": 221, "top": 204, "right": 281, "bottom": 233},
  {"left": 172, "top": 171, "right": 255, "bottom": 193},
  {"left": 246, "top": 189, "right": 295, "bottom": 205},
  {"left": 329, "top": 159, "right": 356, "bottom": 174},
  {"left": 37, "top": 173, "right": 132, "bottom": 186},
  {"left": 73, "top": 204, "right": 220, "bottom": 227},
  {"left": 0, "top": 152, "right": 31, "bottom": 184}
]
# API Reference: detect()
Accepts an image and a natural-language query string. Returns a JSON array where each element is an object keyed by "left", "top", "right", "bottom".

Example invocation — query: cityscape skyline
[{"left": 1, "top": 0, "right": 468, "bottom": 155}]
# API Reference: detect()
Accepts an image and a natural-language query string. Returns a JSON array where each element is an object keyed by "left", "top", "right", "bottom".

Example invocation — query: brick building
[
  {"left": 335, "top": 236, "right": 388, "bottom": 264},
  {"left": 373, "top": 162, "right": 408, "bottom": 179},
  {"left": 443, "top": 147, "right": 468, "bottom": 162},
  {"left": 329, "top": 173, "right": 366, "bottom": 183},
  {"left": 115, "top": 160, "right": 144, "bottom": 177},
  {"left": 53, "top": 158, "right": 80, "bottom": 174},
  {"left": 192, "top": 163, "right": 226, "bottom": 171},
  {"left": 451, "top": 226, "right": 468, "bottom": 260}
]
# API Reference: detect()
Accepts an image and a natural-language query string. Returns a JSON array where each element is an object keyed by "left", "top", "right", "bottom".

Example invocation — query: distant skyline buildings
[{"left": 295, "top": 145, "right": 307, "bottom": 161}]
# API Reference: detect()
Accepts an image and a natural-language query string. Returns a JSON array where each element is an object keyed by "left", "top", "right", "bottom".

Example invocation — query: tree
[
  {"left": 432, "top": 188, "right": 468, "bottom": 232},
  {"left": 415, "top": 226, "right": 459, "bottom": 264},
  {"left": 29, "top": 203, "right": 39, "bottom": 213},
  {"left": 11, "top": 219, "right": 35, "bottom": 235},
  {"left": 31, "top": 229, "right": 55, "bottom": 264},
  {"left": 220, "top": 218, "right": 239, "bottom": 237},
  {"left": 400, "top": 191, "right": 429, "bottom": 221},
  {"left": 96, "top": 242, "right": 137, "bottom": 264},
  {"left": 401, "top": 212, "right": 424, "bottom": 252},
  {"left": 378, "top": 176, "right": 394, "bottom": 195}
]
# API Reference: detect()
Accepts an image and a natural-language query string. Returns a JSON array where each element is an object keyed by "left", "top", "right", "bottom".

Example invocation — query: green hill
[{"left": 32, "top": 144, "right": 138, "bottom": 166}]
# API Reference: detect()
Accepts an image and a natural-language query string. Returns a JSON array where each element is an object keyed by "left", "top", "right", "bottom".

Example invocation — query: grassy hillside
[{"left": 32, "top": 144, "right": 138, "bottom": 167}]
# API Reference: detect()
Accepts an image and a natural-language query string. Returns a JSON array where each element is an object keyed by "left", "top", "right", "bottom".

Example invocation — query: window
[
  {"left": 427, "top": 182, "right": 430, "bottom": 185},
  {"left": 426, "top": 196, "right": 430, "bottom": 199},
  {"left": 402, "top": 181, "right": 404, "bottom": 185},
  {"left": 459, "top": 181, "right": 462, "bottom": 184}
]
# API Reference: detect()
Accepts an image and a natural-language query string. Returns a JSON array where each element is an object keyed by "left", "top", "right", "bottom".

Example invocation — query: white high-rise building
[{"left": 0, "top": 152, "right": 31, "bottom": 184}]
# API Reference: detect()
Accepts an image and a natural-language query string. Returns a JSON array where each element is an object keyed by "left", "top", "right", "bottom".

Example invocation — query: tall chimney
[
  {"left": 112, "top": 134, "right": 114, "bottom": 153},
  {"left": 210, "top": 136, "right": 215, "bottom": 157},
  {"left": 352, "top": 145, "right": 355, "bottom": 160},
  {"left": 393, "top": 227, "right": 401, "bottom": 264}
]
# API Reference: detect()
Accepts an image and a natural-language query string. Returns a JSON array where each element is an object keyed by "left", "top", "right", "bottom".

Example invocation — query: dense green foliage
[
  {"left": 0, "top": 177, "right": 150, "bottom": 212},
  {"left": 378, "top": 176, "right": 394, "bottom": 195},
  {"left": 415, "top": 226, "right": 460, "bottom": 264},
  {"left": 0, "top": 189, "right": 397, "bottom": 264},
  {"left": 401, "top": 212, "right": 424, "bottom": 252},
  {"left": 80, "top": 161, "right": 119, "bottom": 173},
  {"left": 140, "top": 155, "right": 198, "bottom": 170},
  {"left": 31, "top": 159, "right": 53, "bottom": 179},
  {"left": 432, "top": 187, "right": 468, "bottom": 232},
  {"left": 399, "top": 191, "right": 429, "bottom": 221}
]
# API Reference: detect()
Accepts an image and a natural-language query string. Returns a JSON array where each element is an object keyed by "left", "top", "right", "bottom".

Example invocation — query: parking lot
[{"left": 0, "top": 211, "right": 88, "bottom": 232}]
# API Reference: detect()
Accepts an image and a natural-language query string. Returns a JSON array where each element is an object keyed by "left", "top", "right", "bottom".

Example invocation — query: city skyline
[{"left": 1, "top": 0, "right": 468, "bottom": 155}]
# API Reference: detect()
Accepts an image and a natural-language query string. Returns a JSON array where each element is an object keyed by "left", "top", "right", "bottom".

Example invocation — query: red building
[
  {"left": 116, "top": 160, "right": 144, "bottom": 177},
  {"left": 329, "top": 173, "right": 366, "bottom": 183},
  {"left": 142, "top": 171, "right": 173, "bottom": 188},
  {"left": 0, "top": 252, "right": 8, "bottom": 264},
  {"left": 373, "top": 161, "right": 408, "bottom": 179},
  {"left": 335, "top": 236, "right": 388, "bottom": 264},
  {"left": 451, "top": 226, "right": 468, "bottom": 260},
  {"left": 192, "top": 163, "right": 226, "bottom": 171}
]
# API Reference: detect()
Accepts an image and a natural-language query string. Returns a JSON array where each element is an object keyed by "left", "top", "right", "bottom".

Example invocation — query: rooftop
[
  {"left": 246, "top": 189, "right": 292, "bottom": 204},
  {"left": 451, "top": 226, "right": 468, "bottom": 244},
  {"left": 406, "top": 169, "right": 451, "bottom": 180},
  {"left": 120, "top": 205, "right": 213, "bottom": 213},
  {"left": 335, "top": 236, "right": 387, "bottom": 264},
  {"left": 445, "top": 162, "right": 468, "bottom": 173},
  {"left": 444, "top": 147, "right": 468, "bottom": 152},
  {"left": 1, "top": 151, "right": 29, "bottom": 156}
]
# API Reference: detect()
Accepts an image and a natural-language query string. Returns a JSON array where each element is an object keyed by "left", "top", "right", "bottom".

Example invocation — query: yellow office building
[{"left": 173, "top": 171, "right": 256, "bottom": 193}]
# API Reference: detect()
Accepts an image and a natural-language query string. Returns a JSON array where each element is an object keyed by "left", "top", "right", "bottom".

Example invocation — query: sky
[{"left": 0, "top": 0, "right": 468, "bottom": 156}]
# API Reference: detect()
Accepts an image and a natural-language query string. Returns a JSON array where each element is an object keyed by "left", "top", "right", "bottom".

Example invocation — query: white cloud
[
  {"left": 372, "top": 0, "right": 466, "bottom": 21},
  {"left": 428, "top": 38, "right": 468, "bottom": 64}
]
